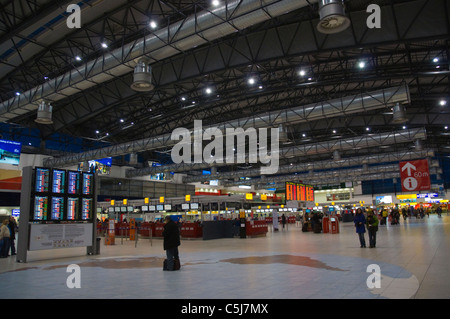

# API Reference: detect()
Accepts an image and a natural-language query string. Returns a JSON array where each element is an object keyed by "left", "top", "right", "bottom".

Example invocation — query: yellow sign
[
  {"left": 397, "top": 194, "right": 417, "bottom": 200},
  {"left": 160, "top": 196, "right": 164, "bottom": 203},
  {"left": 261, "top": 194, "right": 267, "bottom": 200},
  {"left": 123, "top": 199, "right": 128, "bottom": 205},
  {"left": 111, "top": 200, "right": 115, "bottom": 206},
  {"left": 185, "top": 194, "right": 191, "bottom": 202},
  {"left": 239, "top": 209, "right": 246, "bottom": 218},
  {"left": 245, "top": 193, "right": 253, "bottom": 200},
  {"left": 144, "top": 197, "right": 149, "bottom": 204}
]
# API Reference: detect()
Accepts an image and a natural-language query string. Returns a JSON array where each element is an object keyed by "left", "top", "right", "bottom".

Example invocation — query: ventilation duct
[
  {"left": 392, "top": 102, "right": 408, "bottom": 123},
  {"left": 130, "top": 59, "right": 153, "bottom": 92},
  {"left": 317, "top": 0, "right": 351, "bottom": 34},
  {"left": 34, "top": 100, "right": 53, "bottom": 124}
]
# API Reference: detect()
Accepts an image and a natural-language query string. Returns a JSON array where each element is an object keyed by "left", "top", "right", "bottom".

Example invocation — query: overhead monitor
[
  {"left": 0, "top": 139, "right": 21, "bottom": 165},
  {"left": 285, "top": 182, "right": 315, "bottom": 202},
  {"left": 81, "top": 198, "right": 93, "bottom": 220},
  {"left": 50, "top": 196, "right": 65, "bottom": 220},
  {"left": 82, "top": 172, "right": 94, "bottom": 195}
]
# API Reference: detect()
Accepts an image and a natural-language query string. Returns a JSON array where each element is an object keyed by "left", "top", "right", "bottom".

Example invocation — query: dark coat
[
  {"left": 163, "top": 220, "right": 180, "bottom": 250},
  {"left": 354, "top": 213, "right": 366, "bottom": 234}
]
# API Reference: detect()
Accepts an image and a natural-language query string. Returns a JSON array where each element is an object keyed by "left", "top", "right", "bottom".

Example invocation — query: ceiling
[{"left": 0, "top": 0, "right": 449, "bottom": 189}]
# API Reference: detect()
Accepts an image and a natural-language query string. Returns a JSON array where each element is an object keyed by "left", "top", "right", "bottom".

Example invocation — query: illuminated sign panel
[{"left": 286, "top": 182, "right": 314, "bottom": 202}]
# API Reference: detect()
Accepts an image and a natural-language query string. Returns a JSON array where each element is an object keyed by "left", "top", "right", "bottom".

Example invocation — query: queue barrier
[
  {"left": 139, "top": 222, "right": 155, "bottom": 237},
  {"left": 246, "top": 220, "right": 268, "bottom": 237}
]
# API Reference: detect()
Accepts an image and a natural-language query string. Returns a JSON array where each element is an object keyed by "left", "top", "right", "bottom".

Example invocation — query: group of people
[
  {"left": 354, "top": 208, "right": 379, "bottom": 248},
  {"left": 0, "top": 216, "right": 17, "bottom": 258}
]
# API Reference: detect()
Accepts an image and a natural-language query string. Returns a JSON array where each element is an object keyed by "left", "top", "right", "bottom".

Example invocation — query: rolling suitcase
[{"left": 163, "top": 258, "right": 181, "bottom": 271}]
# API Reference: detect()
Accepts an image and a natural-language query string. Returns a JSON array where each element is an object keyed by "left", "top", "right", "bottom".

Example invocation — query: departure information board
[
  {"left": 33, "top": 195, "right": 48, "bottom": 220},
  {"left": 81, "top": 198, "right": 93, "bottom": 220},
  {"left": 52, "top": 169, "right": 66, "bottom": 194},
  {"left": 67, "top": 171, "right": 80, "bottom": 194},
  {"left": 30, "top": 168, "right": 95, "bottom": 222},
  {"left": 35, "top": 167, "right": 50, "bottom": 193},
  {"left": 51, "top": 196, "right": 65, "bottom": 220},
  {"left": 285, "top": 182, "right": 315, "bottom": 202},
  {"left": 67, "top": 197, "right": 79, "bottom": 220},
  {"left": 82, "top": 172, "right": 94, "bottom": 195}
]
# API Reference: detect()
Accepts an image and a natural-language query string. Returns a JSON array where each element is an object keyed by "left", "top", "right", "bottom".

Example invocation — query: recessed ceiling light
[
  {"left": 433, "top": 57, "right": 439, "bottom": 63},
  {"left": 120, "top": 118, "right": 124, "bottom": 123},
  {"left": 212, "top": 0, "right": 220, "bottom": 7},
  {"left": 95, "top": 130, "right": 100, "bottom": 134},
  {"left": 366, "top": 127, "right": 370, "bottom": 131},
  {"left": 332, "top": 130, "right": 336, "bottom": 134},
  {"left": 75, "top": 56, "right": 82, "bottom": 61},
  {"left": 181, "top": 97, "right": 186, "bottom": 101},
  {"left": 192, "top": 101, "right": 196, "bottom": 104},
  {"left": 299, "top": 70, "right": 306, "bottom": 76},
  {"left": 402, "top": 126, "right": 406, "bottom": 129},
  {"left": 445, "top": 126, "right": 448, "bottom": 130},
  {"left": 205, "top": 87, "right": 212, "bottom": 94},
  {"left": 248, "top": 78, "right": 255, "bottom": 85},
  {"left": 258, "top": 85, "right": 263, "bottom": 89},
  {"left": 358, "top": 61, "right": 366, "bottom": 69},
  {"left": 440, "top": 100, "right": 447, "bottom": 106},
  {"left": 15, "top": 92, "right": 20, "bottom": 96},
  {"left": 101, "top": 43, "right": 108, "bottom": 49},
  {"left": 149, "top": 20, "right": 157, "bottom": 29}
]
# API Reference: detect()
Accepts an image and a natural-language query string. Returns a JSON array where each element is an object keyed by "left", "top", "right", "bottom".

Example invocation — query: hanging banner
[{"left": 399, "top": 159, "right": 431, "bottom": 192}]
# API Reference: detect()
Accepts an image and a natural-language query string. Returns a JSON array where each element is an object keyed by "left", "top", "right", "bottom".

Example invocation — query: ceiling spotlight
[
  {"left": 433, "top": 57, "right": 439, "bottom": 63},
  {"left": 302, "top": 133, "right": 306, "bottom": 137},
  {"left": 95, "top": 130, "right": 100, "bottom": 134},
  {"left": 212, "top": 0, "right": 220, "bottom": 7},
  {"left": 445, "top": 126, "right": 448, "bottom": 130},
  {"left": 440, "top": 100, "right": 447, "bottom": 106},
  {"left": 299, "top": 70, "right": 306, "bottom": 76},
  {"left": 358, "top": 61, "right": 366, "bottom": 69},
  {"left": 120, "top": 118, "right": 124, "bottom": 123},
  {"left": 332, "top": 129, "right": 337, "bottom": 134},
  {"left": 15, "top": 92, "right": 20, "bottom": 96},
  {"left": 181, "top": 97, "right": 186, "bottom": 101},
  {"left": 75, "top": 56, "right": 82, "bottom": 61},
  {"left": 149, "top": 20, "right": 157, "bottom": 29},
  {"left": 205, "top": 87, "right": 212, "bottom": 94},
  {"left": 366, "top": 127, "right": 370, "bottom": 131},
  {"left": 402, "top": 126, "right": 406, "bottom": 129},
  {"left": 101, "top": 42, "right": 108, "bottom": 49},
  {"left": 248, "top": 78, "right": 255, "bottom": 85},
  {"left": 258, "top": 85, "right": 263, "bottom": 89}
]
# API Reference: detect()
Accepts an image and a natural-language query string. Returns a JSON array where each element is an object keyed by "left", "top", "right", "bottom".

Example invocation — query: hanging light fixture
[
  {"left": 131, "top": 58, "right": 154, "bottom": 92},
  {"left": 316, "top": 0, "right": 351, "bottom": 34},
  {"left": 35, "top": 100, "right": 53, "bottom": 124},
  {"left": 392, "top": 103, "right": 408, "bottom": 123}
]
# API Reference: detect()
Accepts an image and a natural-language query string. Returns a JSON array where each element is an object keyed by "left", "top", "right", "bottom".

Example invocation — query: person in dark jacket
[
  {"left": 162, "top": 216, "right": 180, "bottom": 271},
  {"left": 366, "top": 210, "right": 379, "bottom": 248},
  {"left": 354, "top": 208, "right": 366, "bottom": 248}
]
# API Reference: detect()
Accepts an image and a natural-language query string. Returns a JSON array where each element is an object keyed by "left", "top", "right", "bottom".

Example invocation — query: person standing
[
  {"left": 0, "top": 219, "right": 11, "bottom": 258},
  {"left": 162, "top": 216, "right": 181, "bottom": 271},
  {"left": 8, "top": 216, "right": 17, "bottom": 256},
  {"left": 354, "top": 208, "right": 366, "bottom": 248},
  {"left": 281, "top": 214, "right": 286, "bottom": 230},
  {"left": 366, "top": 210, "right": 379, "bottom": 248}
]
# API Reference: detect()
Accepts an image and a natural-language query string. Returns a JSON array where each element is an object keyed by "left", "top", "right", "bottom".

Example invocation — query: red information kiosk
[{"left": 330, "top": 217, "right": 340, "bottom": 234}]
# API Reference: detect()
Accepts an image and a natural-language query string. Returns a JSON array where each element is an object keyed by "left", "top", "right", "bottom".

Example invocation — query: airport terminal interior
[{"left": 0, "top": 0, "right": 450, "bottom": 302}]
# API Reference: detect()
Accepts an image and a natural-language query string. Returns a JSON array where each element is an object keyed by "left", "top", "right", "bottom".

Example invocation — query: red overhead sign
[{"left": 399, "top": 159, "right": 431, "bottom": 192}]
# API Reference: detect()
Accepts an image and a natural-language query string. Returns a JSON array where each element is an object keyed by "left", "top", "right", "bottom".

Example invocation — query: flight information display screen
[
  {"left": 35, "top": 167, "right": 50, "bottom": 193},
  {"left": 52, "top": 169, "right": 66, "bottom": 194},
  {"left": 82, "top": 172, "right": 94, "bottom": 195},
  {"left": 67, "top": 197, "right": 79, "bottom": 221},
  {"left": 33, "top": 196, "right": 48, "bottom": 220},
  {"left": 51, "top": 196, "right": 65, "bottom": 220},
  {"left": 81, "top": 198, "right": 93, "bottom": 220},
  {"left": 67, "top": 171, "right": 80, "bottom": 195}
]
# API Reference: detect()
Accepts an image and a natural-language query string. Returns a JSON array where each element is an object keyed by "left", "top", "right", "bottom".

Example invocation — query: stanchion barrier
[{"left": 154, "top": 223, "right": 165, "bottom": 237}]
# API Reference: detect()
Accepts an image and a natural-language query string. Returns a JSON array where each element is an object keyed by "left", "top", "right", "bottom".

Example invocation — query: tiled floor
[{"left": 1, "top": 214, "right": 450, "bottom": 299}]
